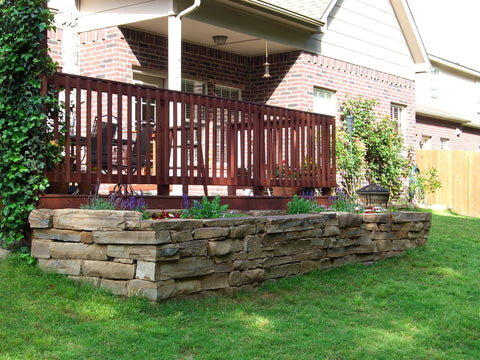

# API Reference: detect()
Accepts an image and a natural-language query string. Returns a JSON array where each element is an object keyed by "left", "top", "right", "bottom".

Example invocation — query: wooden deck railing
[{"left": 46, "top": 73, "right": 336, "bottom": 195}]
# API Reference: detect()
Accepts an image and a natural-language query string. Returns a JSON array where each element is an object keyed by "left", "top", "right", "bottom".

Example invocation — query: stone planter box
[{"left": 29, "top": 209, "right": 431, "bottom": 302}]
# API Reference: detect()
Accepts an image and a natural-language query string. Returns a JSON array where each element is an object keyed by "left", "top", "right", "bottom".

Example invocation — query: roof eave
[{"left": 220, "top": 0, "right": 324, "bottom": 32}]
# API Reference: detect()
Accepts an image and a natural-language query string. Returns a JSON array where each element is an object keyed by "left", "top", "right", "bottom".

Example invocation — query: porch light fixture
[
  {"left": 263, "top": 41, "right": 271, "bottom": 78},
  {"left": 212, "top": 35, "right": 228, "bottom": 45}
]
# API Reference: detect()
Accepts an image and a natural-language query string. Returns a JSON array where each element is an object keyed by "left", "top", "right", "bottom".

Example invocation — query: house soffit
[{"left": 76, "top": 0, "right": 324, "bottom": 56}]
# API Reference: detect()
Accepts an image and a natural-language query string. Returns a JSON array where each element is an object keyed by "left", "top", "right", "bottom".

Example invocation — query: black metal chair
[{"left": 91, "top": 121, "right": 118, "bottom": 171}]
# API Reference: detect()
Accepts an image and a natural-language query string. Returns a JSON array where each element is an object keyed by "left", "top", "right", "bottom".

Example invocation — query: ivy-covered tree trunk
[{"left": 0, "top": 0, "right": 58, "bottom": 248}]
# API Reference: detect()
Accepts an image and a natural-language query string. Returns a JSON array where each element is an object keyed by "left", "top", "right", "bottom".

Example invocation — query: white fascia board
[
  {"left": 429, "top": 55, "right": 480, "bottom": 78},
  {"left": 76, "top": 0, "right": 173, "bottom": 32}
]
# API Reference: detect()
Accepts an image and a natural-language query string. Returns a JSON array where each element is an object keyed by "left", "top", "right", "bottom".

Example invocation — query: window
[
  {"left": 420, "top": 135, "right": 432, "bottom": 149},
  {"left": 215, "top": 85, "right": 241, "bottom": 100},
  {"left": 431, "top": 68, "right": 440, "bottom": 99},
  {"left": 132, "top": 67, "right": 167, "bottom": 124},
  {"left": 390, "top": 103, "right": 406, "bottom": 136},
  {"left": 313, "top": 87, "right": 336, "bottom": 116},
  {"left": 440, "top": 138, "right": 449, "bottom": 150},
  {"left": 182, "top": 79, "right": 207, "bottom": 94}
]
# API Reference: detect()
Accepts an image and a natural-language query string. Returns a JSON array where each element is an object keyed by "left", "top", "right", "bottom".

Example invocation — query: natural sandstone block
[
  {"left": 378, "top": 223, "right": 392, "bottom": 232},
  {"left": 245, "top": 235, "right": 262, "bottom": 252},
  {"left": 408, "top": 230, "right": 426, "bottom": 239},
  {"left": 233, "top": 258, "right": 264, "bottom": 271},
  {"left": 82, "top": 260, "right": 135, "bottom": 279},
  {"left": 273, "top": 239, "right": 312, "bottom": 256},
  {"left": 266, "top": 263, "right": 300, "bottom": 279},
  {"left": 208, "top": 239, "right": 244, "bottom": 256},
  {"left": 158, "top": 257, "right": 214, "bottom": 278},
  {"left": 38, "top": 259, "right": 81, "bottom": 275},
  {"left": 171, "top": 230, "right": 193, "bottom": 243},
  {"left": 331, "top": 254, "right": 357, "bottom": 268},
  {"left": 178, "top": 240, "right": 208, "bottom": 257},
  {"left": 264, "top": 255, "right": 293, "bottom": 268},
  {"left": 148, "top": 219, "right": 202, "bottom": 231},
  {"left": 31, "top": 239, "right": 51, "bottom": 259},
  {"left": 300, "top": 260, "right": 321, "bottom": 273},
  {"left": 93, "top": 230, "right": 169, "bottom": 245},
  {"left": 229, "top": 224, "right": 258, "bottom": 238},
  {"left": 376, "top": 240, "right": 393, "bottom": 252},
  {"left": 337, "top": 213, "right": 362, "bottom": 229},
  {"left": 229, "top": 269, "right": 264, "bottom": 286},
  {"left": 33, "top": 228, "right": 83, "bottom": 242},
  {"left": 324, "top": 226, "right": 339, "bottom": 236},
  {"left": 265, "top": 215, "right": 315, "bottom": 234},
  {"left": 127, "top": 279, "right": 176, "bottom": 301},
  {"left": 176, "top": 278, "right": 201, "bottom": 295},
  {"left": 136, "top": 261, "right": 157, "bottom": 281},
  {"left": 29, "top": 209, "right": 53, "bottom": 228},
  {"left": 101, "top": 279, "right": 127, "bottom": 296},
  {"left": 53, "top": 209, "right": 141, "bottom": 231},
  {"left": 50, "top": 242, "right": 108, "bottom": 260},
  {"left": 292, "top": 250, "right": 323, "bottom": 262},
  {"left": 199, "top": 273, "right": 229, "bottom": 290},
  {"left": 361, "top": 213, "right": 388, "bottom": 223},
  {"left": 389, "top": 212, "right": 431, "bottom": 223},
  {"left": 365, "top": 223, "right": 379, "bottom": 231},
  {"left": 193, "top": 227, "right": 229, "bottom": 240}
]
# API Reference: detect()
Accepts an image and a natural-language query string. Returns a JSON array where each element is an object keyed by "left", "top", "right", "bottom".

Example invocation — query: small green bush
[
  {"left": 180, "top": 194, "right": 229, "bottom": 219},
  {"left": 287, "top": 194, "right": 325, "bottom": 214}
]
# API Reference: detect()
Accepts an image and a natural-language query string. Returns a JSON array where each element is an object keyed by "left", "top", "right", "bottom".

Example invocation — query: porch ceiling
[{"left": 125, "top": 17, "right": 297, "bottom": 56}]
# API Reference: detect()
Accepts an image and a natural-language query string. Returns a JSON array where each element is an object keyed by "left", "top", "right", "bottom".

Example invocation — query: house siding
[{"left": 311, "top": 0, "right": 414, "bottom": 79}]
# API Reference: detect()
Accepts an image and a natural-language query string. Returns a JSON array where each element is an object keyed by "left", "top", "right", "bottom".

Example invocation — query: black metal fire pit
[{"left": 356, "top": 184, "right": 390, "bottom": 208}]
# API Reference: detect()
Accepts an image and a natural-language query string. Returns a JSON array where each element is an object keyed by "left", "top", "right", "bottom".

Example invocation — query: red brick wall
[
  {"left": 249, "top": 52, "right": 417, "bottom": 148},
  {"left": 47, "top": 28, "right": 62, "bottom": 69},
  {"left": 69, "top": 27, "right": 417, "bottom": 147},
  {"left": 416, "top": 115, "right": 480, "bottom": 151}
]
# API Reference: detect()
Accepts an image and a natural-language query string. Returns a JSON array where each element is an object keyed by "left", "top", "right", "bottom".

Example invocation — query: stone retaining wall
[{"left": 29, "top": 209, "right": 431, "bottom": 301}]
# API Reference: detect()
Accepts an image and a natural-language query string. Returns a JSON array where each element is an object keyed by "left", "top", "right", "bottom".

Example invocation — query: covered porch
[{"left": 41, "top": 72, "right": 336, "bottom": 210}]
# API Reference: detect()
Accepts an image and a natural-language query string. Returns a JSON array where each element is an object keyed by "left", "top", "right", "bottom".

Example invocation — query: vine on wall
[{"left": 0, "top": 0, "right": 59, "bottom": 249}]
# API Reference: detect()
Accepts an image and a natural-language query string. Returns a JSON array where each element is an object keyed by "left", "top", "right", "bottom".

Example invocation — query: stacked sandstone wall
[{"left": 29, "top": 209, "right": 431, "bottom": 301}]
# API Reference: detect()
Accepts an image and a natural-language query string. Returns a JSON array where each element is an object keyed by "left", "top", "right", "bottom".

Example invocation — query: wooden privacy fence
[
  {"left": 416, "top": 149, "right": 480, "bottom": 218},
  {"left": 46, "top": 73, "right": 336, "bottom": 195}
]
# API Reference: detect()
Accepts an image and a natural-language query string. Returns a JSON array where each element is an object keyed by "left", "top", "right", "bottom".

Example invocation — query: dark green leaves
[{"left": 0, "top": 0, "right": 58, "bottom": 248}]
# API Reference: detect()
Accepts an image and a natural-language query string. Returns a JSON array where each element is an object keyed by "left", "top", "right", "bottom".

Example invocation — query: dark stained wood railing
[{"left": 46, "top": 73, "right": 336, "bottom": 194}]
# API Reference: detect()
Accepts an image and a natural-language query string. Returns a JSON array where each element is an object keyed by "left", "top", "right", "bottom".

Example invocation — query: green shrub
[
  {"left": 287, "top": 194, "right": 325, "bottom": 214},
  {"left": 180, "top": 194, "right": 230, "bottom": 219},
  {"left": 338, "top": 95, "right": 412, "bottom": 202}
]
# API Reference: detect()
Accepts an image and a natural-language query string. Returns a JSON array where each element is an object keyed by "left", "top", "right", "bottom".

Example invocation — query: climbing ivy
[{"left": 0, "top": 0, "right": 59, "bottom": 249}]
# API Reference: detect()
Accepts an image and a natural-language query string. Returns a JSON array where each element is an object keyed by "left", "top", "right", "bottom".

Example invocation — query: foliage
[
  {"left": 0, "top": 0, "right": 59, "bottom": 249},
  {"left": 180, "top": 194, "right": 230, "bottom": 219},
  {"left": 151, "top": 210, "right": 180, "bottom": 220},
  {"left": 81, "top": 187, "right": 149, "bottom": 219},
  {"left": 328, "top": 188, "right": 361, "bottom": 213},
  {"left": 1, "top": 212, "right": 479, "bottom": 359},
  {"left": 287, "top": 193, "right": 325, "bottom": 214},
  {"left": 409, "top": 166, "right": 442, "bottom": 204},
  {"left": 338, "top": 96, "right": 412, "bottom": 201}
]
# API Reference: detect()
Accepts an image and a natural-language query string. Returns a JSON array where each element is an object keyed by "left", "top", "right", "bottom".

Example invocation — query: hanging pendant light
[{"left": 263, "top": 41, "right": 271, "bottom": 78}]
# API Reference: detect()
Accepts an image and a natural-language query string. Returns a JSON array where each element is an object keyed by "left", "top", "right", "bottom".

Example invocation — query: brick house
[
  {"left": 415, "top": 55, "right": 480, "bottom": 151},
  {"left": 45, "top": 0, "right": 428, "bottom": 201}
]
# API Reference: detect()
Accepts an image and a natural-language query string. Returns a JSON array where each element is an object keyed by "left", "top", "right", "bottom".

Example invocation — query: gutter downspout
[{"left": 168, "top": 0, "right": 201, "bottom": 91}]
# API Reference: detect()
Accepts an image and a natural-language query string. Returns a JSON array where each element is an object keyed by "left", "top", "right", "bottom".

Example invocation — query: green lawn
[{"left": 1, "top": 211, "right": 479, "bottom": 359}]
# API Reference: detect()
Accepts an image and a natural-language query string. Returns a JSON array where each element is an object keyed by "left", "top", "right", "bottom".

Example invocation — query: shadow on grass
[{"left": 0, "top": 211, "right": 479, "bottom": 359}]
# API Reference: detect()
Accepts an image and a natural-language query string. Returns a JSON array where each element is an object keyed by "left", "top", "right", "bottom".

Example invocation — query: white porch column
[{"left": 168, "top": 14, "right": 182, "bottom": 91}]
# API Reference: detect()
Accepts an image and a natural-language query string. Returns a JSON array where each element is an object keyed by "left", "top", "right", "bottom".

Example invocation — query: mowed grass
[{"left": 1, "top": 211, "right": 479, "bottom": 360}]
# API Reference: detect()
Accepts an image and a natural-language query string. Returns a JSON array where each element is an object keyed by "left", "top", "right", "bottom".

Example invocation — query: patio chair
[{"left": 91, "top": 120, "right": 118, "bottom": 171}]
